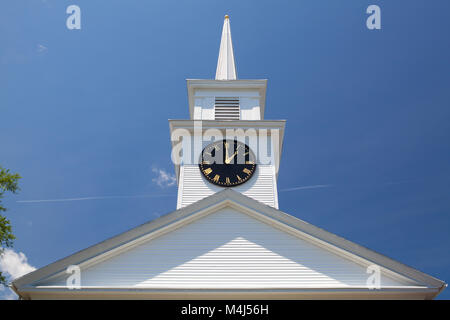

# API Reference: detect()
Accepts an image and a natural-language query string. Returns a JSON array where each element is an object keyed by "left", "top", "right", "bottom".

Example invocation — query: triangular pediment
[
  {"left": 13, "top": 189, "right": 445, "bottom": 299},
  {"left": 37, "top": 206, "right": 415, "bottom": 289}
]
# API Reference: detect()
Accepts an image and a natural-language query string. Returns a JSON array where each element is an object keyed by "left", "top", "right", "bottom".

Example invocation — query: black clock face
[{"left": 199, "top": 140, "right": 257, "bottom": 187}]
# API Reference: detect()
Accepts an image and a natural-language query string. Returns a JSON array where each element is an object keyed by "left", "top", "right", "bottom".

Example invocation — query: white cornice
[
  {"left": 16, "top": 286, "right": 440, "bottom": 300},
  {"left": 168, "top": 119, "right": 285, "bottom": 182},
  {"left": 186, "top": 79, "right": 268, "bottom": 120}
]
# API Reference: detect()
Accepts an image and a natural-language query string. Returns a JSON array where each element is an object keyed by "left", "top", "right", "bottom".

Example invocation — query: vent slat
[{"left": 214, "top": 97, "right": 240, "bottom": 120}]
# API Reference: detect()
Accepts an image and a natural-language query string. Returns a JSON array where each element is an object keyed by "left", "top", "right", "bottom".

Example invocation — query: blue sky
[{"left": 1, "top": 0, "right": 449, "bottom": 299}]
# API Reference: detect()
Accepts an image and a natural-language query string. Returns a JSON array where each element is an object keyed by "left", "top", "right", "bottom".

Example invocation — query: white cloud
[
  {"left": 152, "top": 168, "right": 176, "bottom": 188},
  {"left": 0, "top": 248, "right": 35, "bottom": 300},
  {"left": 0, "top": 248, "right": 35, "bottom": 281}
]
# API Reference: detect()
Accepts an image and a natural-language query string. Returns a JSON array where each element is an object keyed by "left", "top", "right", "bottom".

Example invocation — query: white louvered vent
[{"left": 214, "top": 97, "right": 240, "bottom": 120}]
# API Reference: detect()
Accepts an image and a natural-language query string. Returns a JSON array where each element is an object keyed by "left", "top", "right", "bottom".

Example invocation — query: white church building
[{"left": 12, "top": 16, "right": 446, "bottom": 300}]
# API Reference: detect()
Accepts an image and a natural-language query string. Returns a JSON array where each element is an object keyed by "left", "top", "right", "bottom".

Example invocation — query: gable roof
[{"left": 12, "top": 189, "right": 446, "bottom": 298}]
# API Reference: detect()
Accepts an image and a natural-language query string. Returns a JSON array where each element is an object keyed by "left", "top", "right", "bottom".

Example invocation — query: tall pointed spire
[{"left": 215, "top": 15, "right": 237, "bottom": 80}]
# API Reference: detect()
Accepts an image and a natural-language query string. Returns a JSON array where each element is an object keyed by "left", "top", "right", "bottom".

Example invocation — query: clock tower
[{"left": 170, "top": 15, "right": 286, "bottom": 209}]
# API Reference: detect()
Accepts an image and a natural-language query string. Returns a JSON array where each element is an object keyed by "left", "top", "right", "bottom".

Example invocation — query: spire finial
[{"left": 215, "top": 15, "right": 237, "bottom": 80}]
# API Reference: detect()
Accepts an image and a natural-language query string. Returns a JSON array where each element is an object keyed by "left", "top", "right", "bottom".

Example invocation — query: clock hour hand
[{"left": 225, "top": 151, "right": 238, "bottom": 164}]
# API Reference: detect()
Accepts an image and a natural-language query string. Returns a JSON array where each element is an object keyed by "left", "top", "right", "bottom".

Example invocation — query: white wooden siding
[
  {"left": 177, "top": 165, "right": 278, "bottom": 209},
  {"left": 39, "top": 208, "right": 412, "bottom": 289},
  {"left": 193, "top": 89, "right": 261, "bottom": 120}
]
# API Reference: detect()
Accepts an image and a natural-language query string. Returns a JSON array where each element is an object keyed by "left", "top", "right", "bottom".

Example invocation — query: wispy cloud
[
  {"left": 16, "top": 166, "right": 178, "bottom": 203},
  {"left": 37, "top": 44, "right": 48, "bottom": 54},
  {"left": 279, "top": 184, "right": 332, "bottom": 192},
  {"left": 17, "top": 194, "right": 175, "bottom": 204},
  {"left": 152, "top": 167, "right": 176, "bottom": 188},
  {"left": 0, "top": 248, "right": 36, "bottom": 300}
]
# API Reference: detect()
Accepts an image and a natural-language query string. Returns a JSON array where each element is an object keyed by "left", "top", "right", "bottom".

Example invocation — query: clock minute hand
[{"left": 224, "top": 142, "right": 230, "bottom": 164}]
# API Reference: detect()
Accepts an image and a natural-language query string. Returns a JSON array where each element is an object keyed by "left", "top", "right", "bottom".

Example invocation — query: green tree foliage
[{"left": 0, "top": 166, "right": 21, "bottom": 286}]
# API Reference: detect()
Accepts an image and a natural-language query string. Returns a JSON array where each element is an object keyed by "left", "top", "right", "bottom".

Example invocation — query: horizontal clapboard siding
[
  {"left": 41, "top": 208, "right": 409, "bottom": 288},
  {"left": 178, "top": 165, "right": 277, "bottom": 209}
]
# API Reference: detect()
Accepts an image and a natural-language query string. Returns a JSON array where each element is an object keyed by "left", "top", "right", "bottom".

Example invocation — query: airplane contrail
[
  {"left": 17, "top": 194, "right": 176, "bottom": 203},
  {"left": 17, "top": 186, "right": 331, "bottom": 203},
  {"left": 279, "top": 184, "right": 332, "bottom": 192}
]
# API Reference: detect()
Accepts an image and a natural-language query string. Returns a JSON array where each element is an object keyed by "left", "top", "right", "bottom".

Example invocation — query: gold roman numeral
[
  {"left": 243, "top": 168, "right": 252, "bottom": 175},
  {"left": 213, "top": 175, "right": 220, "bottom": 183},
  {"left": 203, "top": 168, "right": 212, "bottom": 175},
  {"left": 226, "top": 177, "right": 231, "bottom": 185},
  {"left": 236, "top": 175, "right": 242, "bottom": 181}
]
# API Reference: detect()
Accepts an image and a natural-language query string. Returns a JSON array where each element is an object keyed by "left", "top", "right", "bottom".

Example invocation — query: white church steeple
[
  {"left": 215, "top": 15, "right": 237, "bottom": 80},
  {"left": 174, "top": 16, "right": 284, "bottom": 210}
]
